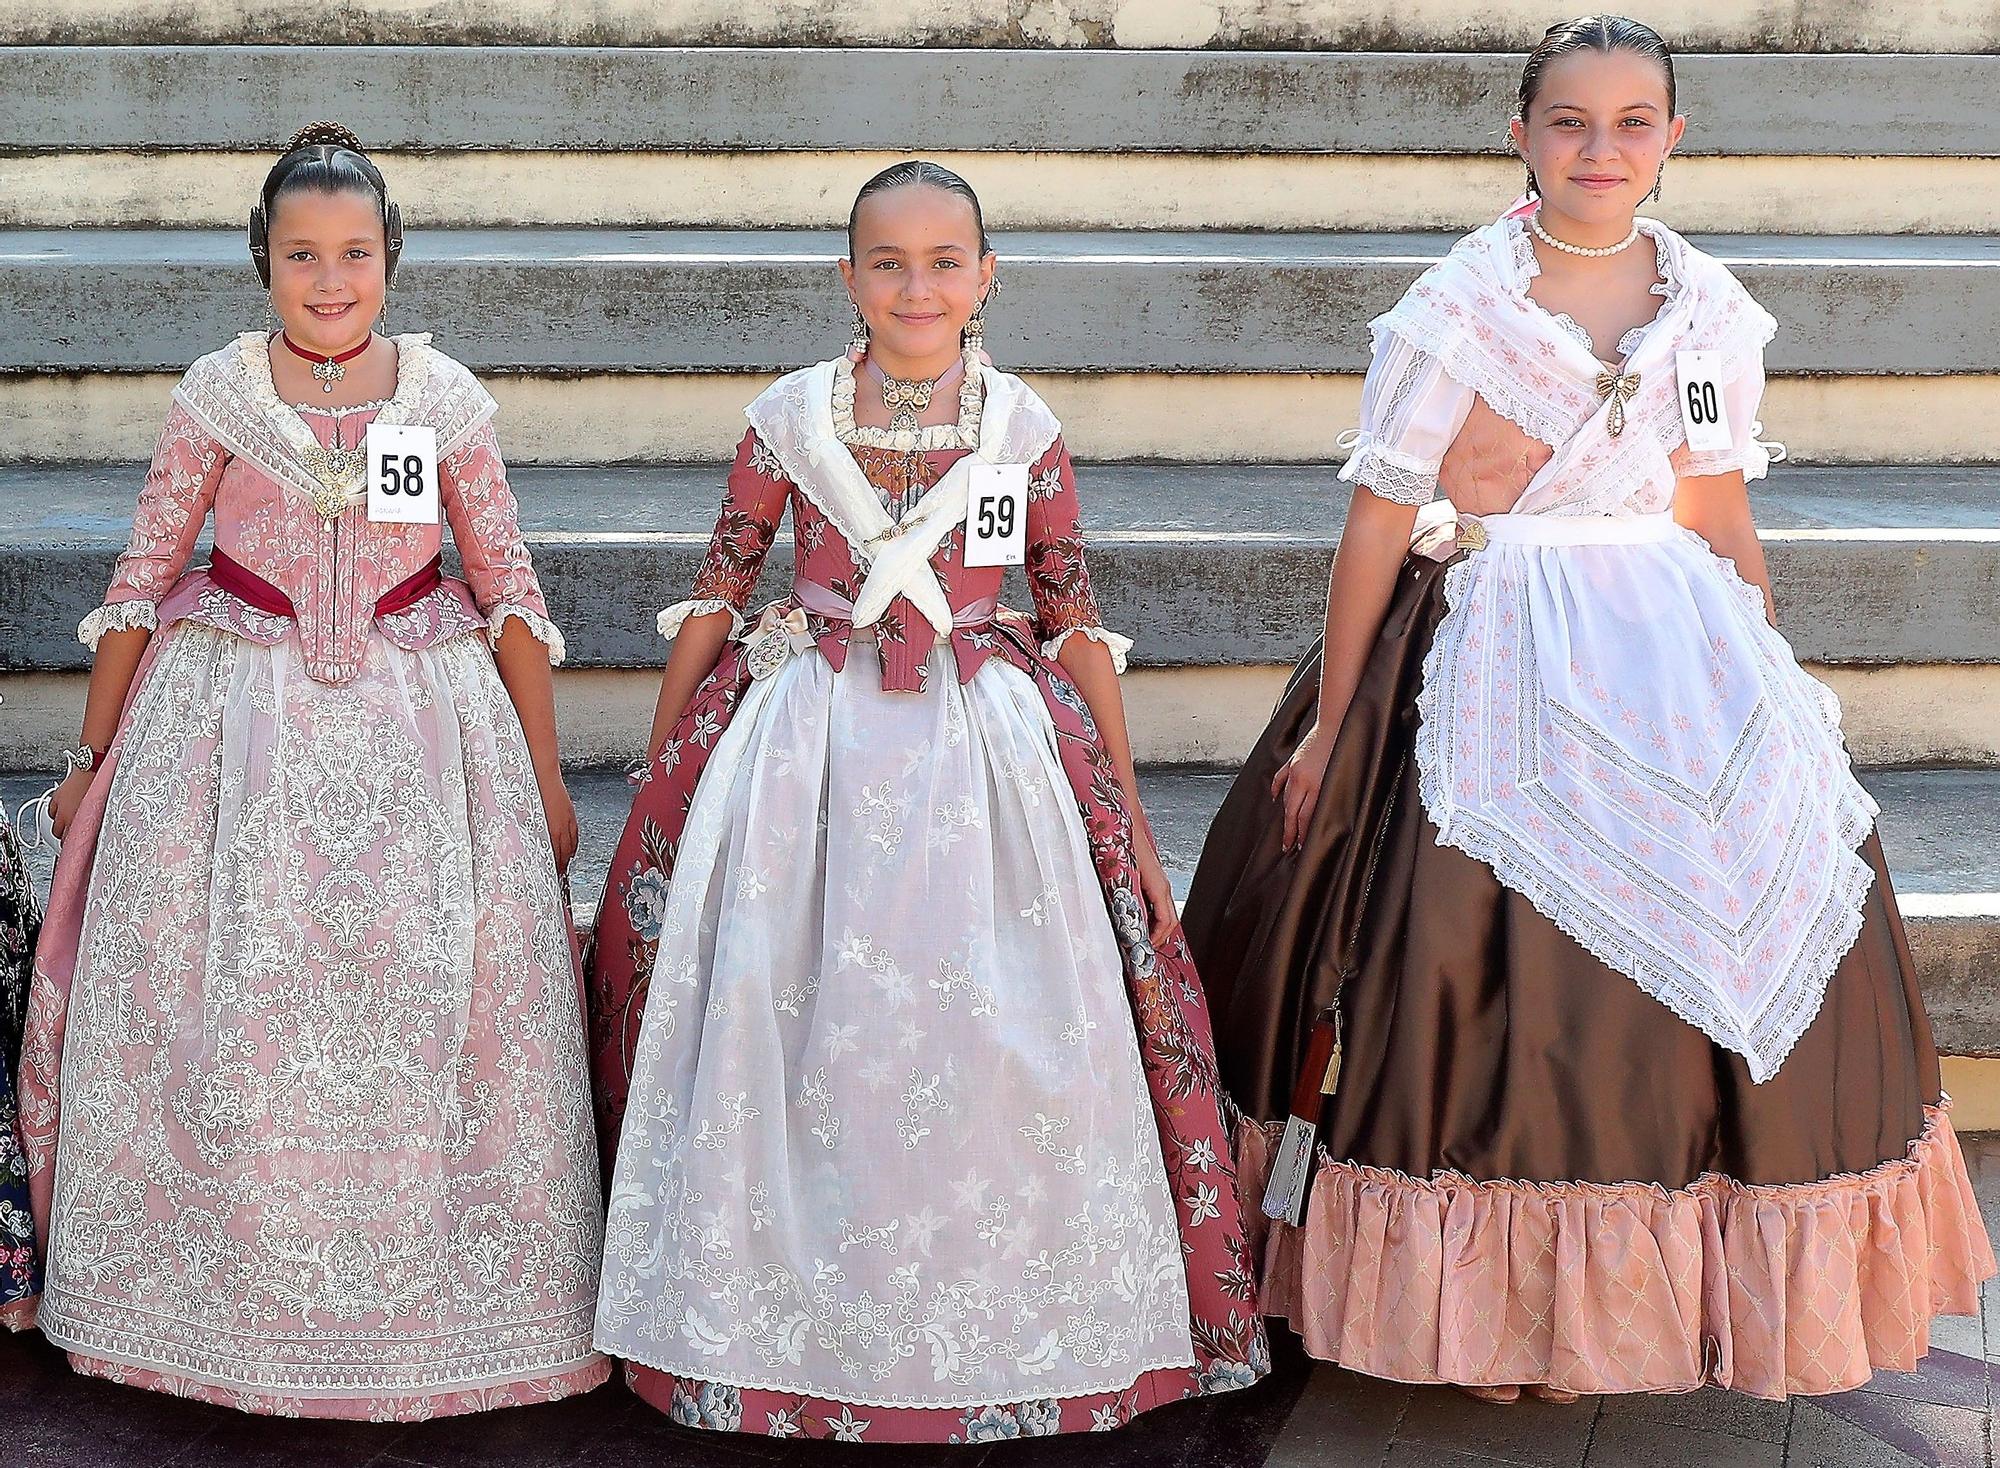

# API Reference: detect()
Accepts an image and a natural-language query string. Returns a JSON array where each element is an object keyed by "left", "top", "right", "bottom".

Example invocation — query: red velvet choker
[{"left": 280, "top": 331, "right": 372, "bottom": 393}]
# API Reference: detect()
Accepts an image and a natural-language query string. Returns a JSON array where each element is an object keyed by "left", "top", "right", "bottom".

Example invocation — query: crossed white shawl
[{"left": 744, "top": 359, "right": 1060, "bottom": 637}]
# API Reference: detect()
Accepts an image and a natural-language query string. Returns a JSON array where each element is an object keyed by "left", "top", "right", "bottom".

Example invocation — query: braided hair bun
[{"left": 285, "top": 120, "right": 366, "bottom": 154}]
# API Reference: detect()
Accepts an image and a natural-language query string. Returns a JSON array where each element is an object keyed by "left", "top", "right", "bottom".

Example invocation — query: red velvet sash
[{"left": 208, "top": 547, "right": 444, "bottom": 618}]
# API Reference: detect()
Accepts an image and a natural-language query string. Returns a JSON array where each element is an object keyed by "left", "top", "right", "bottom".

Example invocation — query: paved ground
[{"left": 3, "top": 1138, "right": 1996, "bottom": 1467}]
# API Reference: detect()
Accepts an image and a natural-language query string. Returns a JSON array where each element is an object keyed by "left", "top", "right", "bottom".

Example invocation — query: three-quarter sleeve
[
  {"left": 439, "top": 420, "right": 566, "bottom": 663},
  {"left": 662, "top": 427, "right": 791, "bottom": 641},
  {"left": 80, "top": 401, "right": 229, "bottom": 648},
  {"left": 1336, "top": 331, "right": 1477, "bottom": 506},
  {"left": 1676, "top": 347, "right": 1776, "bottom": 483},
  {"left": 1023, "top": 437, "right": 1132, "bottom": 671}
]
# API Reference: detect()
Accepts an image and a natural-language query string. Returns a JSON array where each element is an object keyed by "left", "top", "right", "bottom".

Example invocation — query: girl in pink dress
[
  {"left": 20, "top": 123, "right": 608, "bottom": 1418},
  {"left": 585, "top": 163, "right": 1268, "bottom": 1443}
]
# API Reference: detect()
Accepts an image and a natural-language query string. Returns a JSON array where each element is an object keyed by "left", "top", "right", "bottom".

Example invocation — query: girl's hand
[
  {"left": 1270, "top": 721, "right": 1335, "bottom": 853},
  {"left": 538, "top": 770, "right": 579, "bottom": 875},
  {"left": 1135, "top": 827, "right": 1179, "bottom": 946},
  {"left": 48, "top": 765, "right": 97, "bottom": 841}
]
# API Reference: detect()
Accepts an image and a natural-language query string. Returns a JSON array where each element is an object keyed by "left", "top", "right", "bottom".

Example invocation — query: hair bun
[{"left": 286, "top": 121, "right": 365, "bottom": 154}]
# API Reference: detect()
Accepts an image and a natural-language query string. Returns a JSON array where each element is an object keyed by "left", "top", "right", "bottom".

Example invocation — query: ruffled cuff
[
  {"left": 487, "top": 604, "right": 567, "bottom": 666},
  {"left": 1337, "top": 435, "right": 1440, "bottom": 506},
  {"left": 1681, "top": 424, "right": 1785, "bottom": 486},
  {"left": 78, "top": 599, "right": 158, "bottom": 650},
  {"left": 658, "top": 598, "right": 744, "bottom": 642},
  {"left": 1042, "top": 624, "right": 1133, "bottom": 674}
]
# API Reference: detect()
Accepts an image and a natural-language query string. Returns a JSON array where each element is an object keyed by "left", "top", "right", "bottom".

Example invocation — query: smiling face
[
  {"left": 839, "top": 184, "right": 995, "bottom": 374},
  {"left": 1510, "top": 47, "right": 1684, "bottom": 235},
  {"left": 266, "top": 187, "right": 388, "bottom": 355}
]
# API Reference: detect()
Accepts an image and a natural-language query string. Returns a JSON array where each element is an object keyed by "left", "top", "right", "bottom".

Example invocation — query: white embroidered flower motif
[
  {"left": 903, "top": 1205, "right": 949, "bottom": 1257},
  {"left": 826, "top": 1405, "right": 872, "bottom": 1442},
  {"left": 822, "top": 1021, "right": 861, "bottom": 1059},
  {"left": 1186, "top": 1182, "right": 1222, "bottom": 1226},
  {"left": 1091, "top": 1404, "right": 1123, "bottom": 1431}
]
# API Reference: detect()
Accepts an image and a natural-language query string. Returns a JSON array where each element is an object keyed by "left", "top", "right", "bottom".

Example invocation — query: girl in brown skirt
[{"left": 1181, "top": 15, "right": 1993, "bottom": 1403}]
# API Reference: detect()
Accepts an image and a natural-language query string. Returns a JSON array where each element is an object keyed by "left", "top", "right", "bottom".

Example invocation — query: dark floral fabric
[{"left": 0, "top": 824, "right": 42, "bottom": 1326}]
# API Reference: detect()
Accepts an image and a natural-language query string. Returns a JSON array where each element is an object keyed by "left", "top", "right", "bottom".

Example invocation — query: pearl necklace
[{"left": 1530, "top": 211, "right": 1641, "bottom": 258}]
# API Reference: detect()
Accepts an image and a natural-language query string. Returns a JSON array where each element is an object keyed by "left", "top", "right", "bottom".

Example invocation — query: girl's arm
[
  {"left": 51, "top": 403, "right": 227, "bottom": 835},
  {"left": 1675, "top": 469, "right": 1775, "bottom": 624},
  {"left": 645, "top": 428, "right": 791, "bottom": 761},
  {"left": 1271, "top": 489, "right": 1419, "bottom": 851},
  {"left": 1271, "top": 334, "right": 1473, "bottom": 849},
  {"left": 439, "top": 422, "right": 577, "bottom": 870},
  {"left": 1020, "top": 440, "right": 1178, "bottom": 942}
]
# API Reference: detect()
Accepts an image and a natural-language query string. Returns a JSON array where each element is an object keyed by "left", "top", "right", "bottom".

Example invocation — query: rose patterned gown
[
  {"left": 20, "top": 333, "right": 608, "bottom": 1418},
  {"left": 585, "top": 358, "right": 1269, "bottom": 1443}
]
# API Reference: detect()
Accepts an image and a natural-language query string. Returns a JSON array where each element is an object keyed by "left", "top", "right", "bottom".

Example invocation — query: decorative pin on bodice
[{"left": 1595, "top": 370, "right": 1641, "bottom": 438}]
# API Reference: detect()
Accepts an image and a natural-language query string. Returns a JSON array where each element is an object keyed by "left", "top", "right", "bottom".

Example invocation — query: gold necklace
[{"left": 869, "top": 357, "right": 963, "bottom": 435}]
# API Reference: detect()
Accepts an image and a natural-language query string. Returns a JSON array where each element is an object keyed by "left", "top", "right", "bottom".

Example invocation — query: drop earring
[
  {"left": 1649, "top": 166, "right": 1664, "bottom": 203},
  {"left": 847, "top": 301, "right": 870, "bottom": 357},
  {"left": 962, "top": 298, "right": 987, "bottom": 353}
]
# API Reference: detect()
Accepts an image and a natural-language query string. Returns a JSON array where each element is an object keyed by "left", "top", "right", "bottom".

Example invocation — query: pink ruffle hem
[{"left": 1236, "top": 1103, "right": 1996, "bottom": 1399}]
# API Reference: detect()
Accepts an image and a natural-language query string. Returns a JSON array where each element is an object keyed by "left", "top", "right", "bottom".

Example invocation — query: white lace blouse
[{"left": 1340, "top": 220, "right": 1773, "bottom": 509}]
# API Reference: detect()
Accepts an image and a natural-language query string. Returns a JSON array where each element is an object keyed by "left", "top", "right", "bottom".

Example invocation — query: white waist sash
[{"left": 1474, "top": 511, "right": 1678, "bottom": 546}]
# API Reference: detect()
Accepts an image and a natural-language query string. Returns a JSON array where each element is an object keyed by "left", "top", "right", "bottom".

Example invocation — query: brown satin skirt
[{"left": 1182, "top": 550, "right": 1939, "bottom": 1191}]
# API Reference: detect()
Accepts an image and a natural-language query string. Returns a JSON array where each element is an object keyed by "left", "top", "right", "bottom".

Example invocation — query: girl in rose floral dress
[
  {"left": 585, "top": 162, "right": 1268, "bottom": 1443},
  {"left": 21, "top": 123, "right": 606, "bottom": 1417}
]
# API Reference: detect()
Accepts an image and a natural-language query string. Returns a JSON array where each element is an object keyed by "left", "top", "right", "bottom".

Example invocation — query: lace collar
[
  {"left": 1506, "top": 216, "right": 1682, "bottom": 365},
  {"left": 237, "top": 330, "right": 434, "bottom": 441},
  {"left": 832, "top": 352, "right": 984, "bottom": 452}
]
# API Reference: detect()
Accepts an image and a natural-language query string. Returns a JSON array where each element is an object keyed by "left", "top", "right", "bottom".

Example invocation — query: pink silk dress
[{"left": 19, "top": 333, "right": 609, "bottom": 1419}]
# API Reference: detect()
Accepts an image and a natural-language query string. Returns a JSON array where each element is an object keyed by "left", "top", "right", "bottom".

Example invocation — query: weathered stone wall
[{"left": 6, "top": 0, "right": 1997, "bottom": 49}]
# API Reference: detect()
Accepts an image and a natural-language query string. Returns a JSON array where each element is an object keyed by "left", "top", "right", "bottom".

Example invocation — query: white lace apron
[{"left": 1375, "top": 219, "right": 1877, "bottom": 1082}]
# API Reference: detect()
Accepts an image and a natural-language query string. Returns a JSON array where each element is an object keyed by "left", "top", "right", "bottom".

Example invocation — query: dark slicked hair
[
  {"left": 261, "top": 121, "right": 392, "bottom": 224},
  {"left": 846, "top": 160, "right": 991, "bottom": 258},
  {"left": 1516, "top": 16, "right": 1676, "bottom": 195}
]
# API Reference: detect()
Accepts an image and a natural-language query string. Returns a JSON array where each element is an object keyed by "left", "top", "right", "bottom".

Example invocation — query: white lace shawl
[
  {"left": 743, "top": 358, "right": 1061, "bottom": 638},
  {"left": 170, "top": 333, "right": 498, "bottom": 516}
]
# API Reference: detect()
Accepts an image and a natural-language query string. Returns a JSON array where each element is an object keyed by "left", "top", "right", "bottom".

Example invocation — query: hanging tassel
[{"left": 1261, "top": 1008, "right": 1342, "bottom": 1225}]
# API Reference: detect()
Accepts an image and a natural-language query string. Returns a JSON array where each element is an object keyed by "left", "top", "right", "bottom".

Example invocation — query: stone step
[
  {"left": 7, "top": 228, "right": 1998, "bottom": 377},
  {"left": 16, "top": 149, "right": 2000, "bottom": 237},
  {"left": 6, "top": 2, "right": 1996, "bottom": 51},
  {"left": 7, "top": 462, "right": 1994, "bottom": 670},
  {"left": 4, "top": 465, "right": 1995, "bottom": 770},
  {"left": 14, "top": 48, "right": 1997, "bottom": 157},
  {"left": 9, "top": 369, "right": 1999, "bottom": 468},
  {"left": 5, "top": 762, "right": 1994, "bottom": 1055}
]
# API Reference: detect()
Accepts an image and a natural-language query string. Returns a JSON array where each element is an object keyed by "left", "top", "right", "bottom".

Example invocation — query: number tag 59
[
  {"left": 1675, "top": 351, "right": 1733, "bottom": 454},
  {"left": 366, "top": 423, "right": 441, "bottom": 525},
  {"left": 963, "top": 463, "right": 1028, "bottom": 568}
]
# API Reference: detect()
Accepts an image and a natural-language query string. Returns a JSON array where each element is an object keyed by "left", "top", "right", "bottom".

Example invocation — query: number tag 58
[
  {"left": 963, "top": 463, "right": 1028, "bottom": 568},
  {"left": 1675, "top": 351, "right": 1733, "bottom": 454},
  {"left": 366, "top": 423, "right": 441, "bottom": 525}
]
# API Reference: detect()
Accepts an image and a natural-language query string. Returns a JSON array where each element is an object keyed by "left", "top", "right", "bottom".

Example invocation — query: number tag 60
[
  {"left": 366, "top": 423, "right": 441, "bottom": 525},
  {"left": 1675, "top": 350, "right": 1733, "bottom": 454}
]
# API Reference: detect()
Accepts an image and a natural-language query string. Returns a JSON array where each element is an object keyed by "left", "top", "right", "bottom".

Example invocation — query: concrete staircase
[{"left": 2, "top": 10, "right": 1995, "bottom": 1086}]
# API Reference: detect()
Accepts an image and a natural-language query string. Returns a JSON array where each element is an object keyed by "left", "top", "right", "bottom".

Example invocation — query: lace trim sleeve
[
  {"left": 487, "top": 603, "right": 568, "bottom": 666},
  {"left": 1334, "top": 332, "right": 1473, "bottom": 508},
  {"left": 78, "top": 599, "right": 160, "bottom": 650},
  {"left": 658, "top": 598, "right": 745, "bottom": 642},
  {"left": 1042, "top": 624, "right": 1133, "bottom": 674}
]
